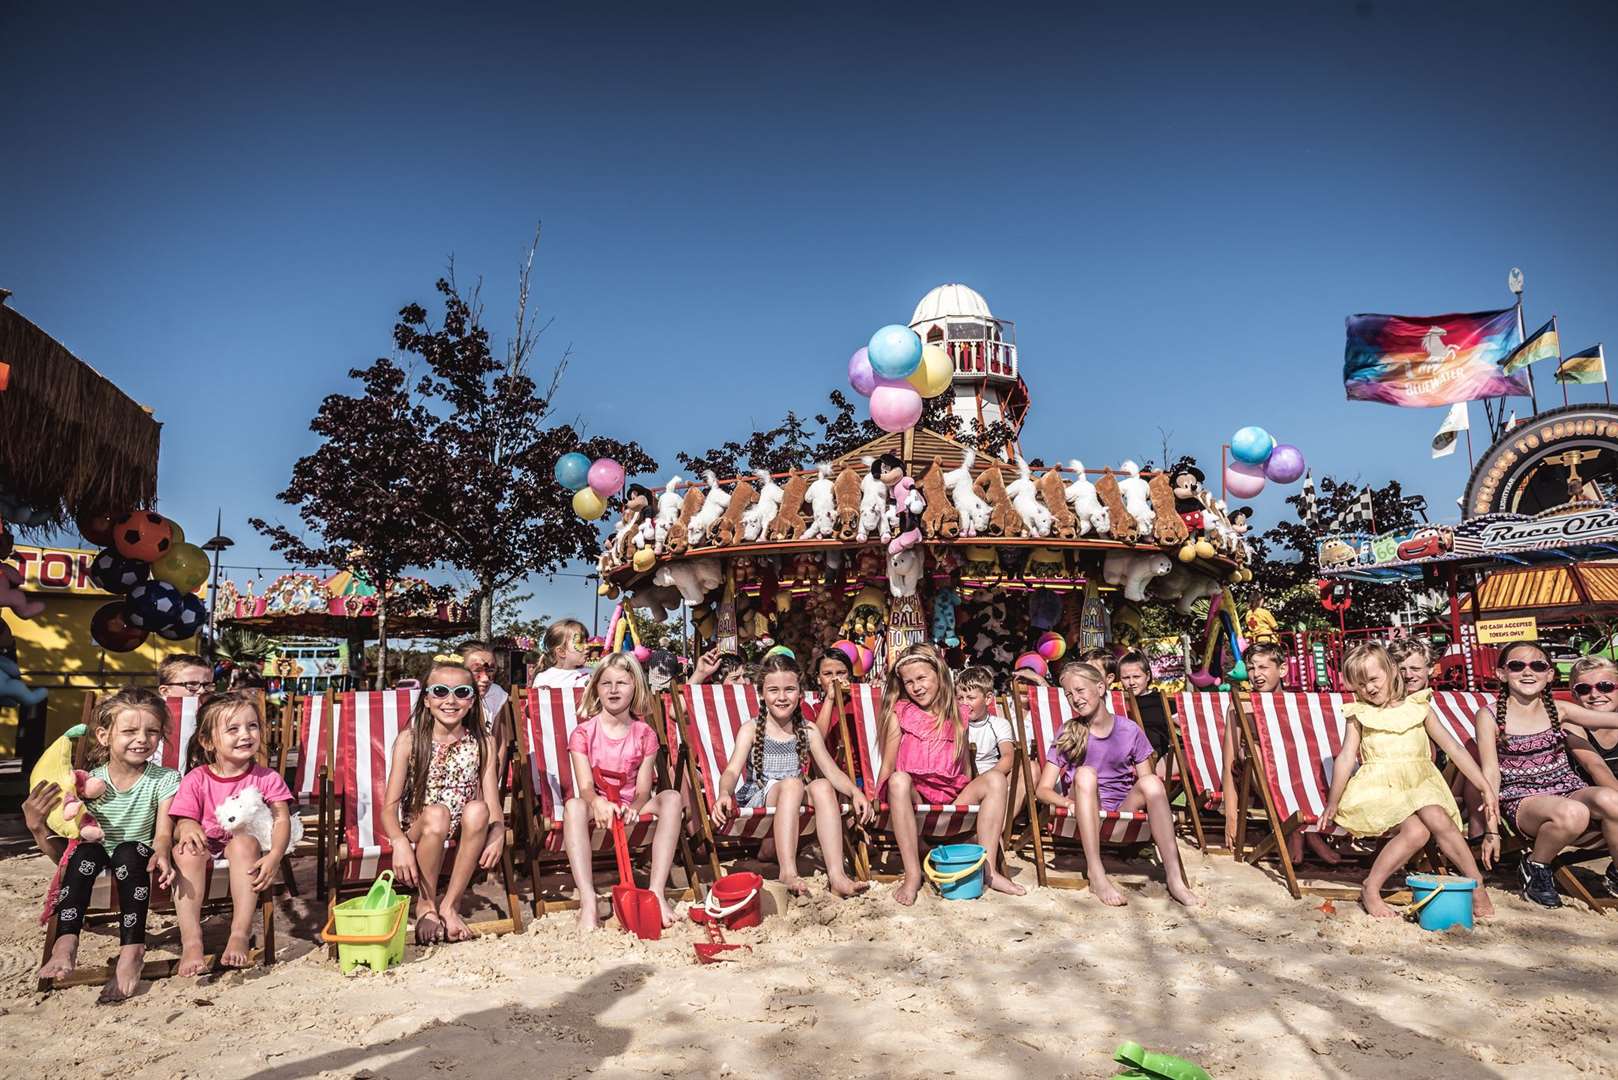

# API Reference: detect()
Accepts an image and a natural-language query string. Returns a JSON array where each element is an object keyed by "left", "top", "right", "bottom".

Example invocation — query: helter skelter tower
[{"left": 907, "top": 283, "right": 1031, "bottom": 445}]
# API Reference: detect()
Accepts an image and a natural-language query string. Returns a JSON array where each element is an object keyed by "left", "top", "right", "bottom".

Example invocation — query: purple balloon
[
  {"left": 848, "top": 347, "right": 877, "bottom": 397},
  {"left": 1264, "top": 444, "right": 1306, "bottom": 484}
]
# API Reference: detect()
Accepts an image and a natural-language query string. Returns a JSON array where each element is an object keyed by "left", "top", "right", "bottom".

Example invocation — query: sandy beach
[{"left": 1, "top": 839, "right": 1614, "bottom": 1080}]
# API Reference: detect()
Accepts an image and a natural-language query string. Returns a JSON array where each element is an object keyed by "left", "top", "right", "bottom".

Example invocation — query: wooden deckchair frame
[{"left": 1120, "top": 689, "right": 1206, "bottom": 851}]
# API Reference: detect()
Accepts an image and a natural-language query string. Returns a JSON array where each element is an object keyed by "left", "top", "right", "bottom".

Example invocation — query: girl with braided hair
[
  {"left": 1475, "top": 640, "right": 1618, "bottom": 906},
  {"left": 713, "top": 653, "right": 872, "bottom": 897}
]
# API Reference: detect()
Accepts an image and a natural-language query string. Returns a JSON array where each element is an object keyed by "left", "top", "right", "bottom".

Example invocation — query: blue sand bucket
[
  {"left": 1405, "top": 873, "right": 1476, "bottom": 932},
  {"left": 924, "top": 843, "right": 988, "bottom": 900}
]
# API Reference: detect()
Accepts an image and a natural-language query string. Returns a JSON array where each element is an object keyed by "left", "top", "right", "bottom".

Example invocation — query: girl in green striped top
[{"left": 38, "top": 688, "right": 180, "bottom": 1002}]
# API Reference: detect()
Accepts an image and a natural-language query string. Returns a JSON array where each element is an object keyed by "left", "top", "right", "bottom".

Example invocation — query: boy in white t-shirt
[{"left": 957, "top": 666, "right": 1019, "bottom": 809}]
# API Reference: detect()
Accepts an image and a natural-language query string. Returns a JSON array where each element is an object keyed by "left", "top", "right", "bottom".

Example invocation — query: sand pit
[{"left": 0, "top": 841, "right": 1615, "bottom": 1080}]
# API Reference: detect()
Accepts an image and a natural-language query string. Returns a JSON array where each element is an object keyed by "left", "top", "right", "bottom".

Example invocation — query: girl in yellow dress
[{"left": 1320, "top": 643, "right": 1499, "bottom": 918}]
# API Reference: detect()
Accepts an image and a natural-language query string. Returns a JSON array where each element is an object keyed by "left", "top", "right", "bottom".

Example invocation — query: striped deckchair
[
  {"left": 674, "top": 683, "right": 862, "bottom": 881},
  {"left": 511, "top": 687, "right": 701, "bottom": 915},
  {"left": 323, "top": 689, "right": 524, "bottom": 940},
  {"left": 1010, "top": 686, "right": 1152, "bottom": 889},
  {"left": 1175, "top": 690, "right": 1230, "bottom": 810},
  {"left": 843, "top": 684, "right": 980, "bottom": 876}
]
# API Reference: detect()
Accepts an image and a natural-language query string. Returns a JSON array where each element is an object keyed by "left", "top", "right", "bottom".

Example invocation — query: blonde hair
[
  {"left": 186, "top": 688, "right": 262, "bottom": 770},
  {"left": 540, "top": 619, "right": 588, "bottom": 671},
  {"left": 1054, "top": 662, "right": 1106, "bottom": 761},
  {"left": 1570, "top": 655, "right": 1618, "bottom": 682},
  {"left": 880, "top": 644, "right": 968, "bottom": 769},
  {"left": 1386, "top": 638, "right": 1433, "bottom": 665},
  {"left": 955, "top": 666, "right": 996, "bottom": 696},
  {"left": 1341, "top": 642, "right": 1404, "bottom": 704},
  {"left": 87, "top": 688, "right": 168, "bottom": 768},
  {"left": 580, "top": 652, "right": 652, "bottom": 719}
]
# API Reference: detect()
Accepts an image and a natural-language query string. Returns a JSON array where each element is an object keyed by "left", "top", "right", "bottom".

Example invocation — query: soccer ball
[
  {"left": 124, "top": 580, "right": 183, "bottom": 630},
  {"left": 157, "top": 594, "right": 207, "bottom": 641},
  {"left": 90, "top": 547, "right": 149, "bottom": 595},
  {"left": 112, "top": 511, "right": 173, "bottom": 563}
]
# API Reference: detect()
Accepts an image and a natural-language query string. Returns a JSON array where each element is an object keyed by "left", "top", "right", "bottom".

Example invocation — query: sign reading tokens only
[{"left": 1477, "top": 616, "right": 1539, "bottom": 645}]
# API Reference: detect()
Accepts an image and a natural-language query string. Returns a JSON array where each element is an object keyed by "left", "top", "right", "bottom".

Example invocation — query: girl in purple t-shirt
[{"left": 1034, "top": 661, "right": 1202, "bottom": 909}]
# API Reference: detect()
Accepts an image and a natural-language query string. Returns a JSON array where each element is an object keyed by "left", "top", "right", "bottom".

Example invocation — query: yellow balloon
[
  {"left": 165, "top": 518, "right": 186, "bottom": 546},
  {"left": 573, "top": 488, "right": 607, "bottom": 520},
  {"left": 907, "top": 344, "right": 953, "bottom": 398},
  {"left": 151, "top": 542, "right": 210, "bottom": 593}
]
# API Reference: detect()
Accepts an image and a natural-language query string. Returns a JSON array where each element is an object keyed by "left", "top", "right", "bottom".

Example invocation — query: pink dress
[{"left": 881, "top": 700, "right": 970, "bottom": 804}]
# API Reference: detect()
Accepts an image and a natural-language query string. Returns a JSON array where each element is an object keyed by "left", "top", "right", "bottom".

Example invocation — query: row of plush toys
[{"left": 598, "top": 452, "right": 1253, "bottom": 575}]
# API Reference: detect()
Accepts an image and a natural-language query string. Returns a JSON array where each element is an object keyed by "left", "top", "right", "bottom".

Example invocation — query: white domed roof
[{"left": 910, "top": 283, "right": 993, "bottom": 326}]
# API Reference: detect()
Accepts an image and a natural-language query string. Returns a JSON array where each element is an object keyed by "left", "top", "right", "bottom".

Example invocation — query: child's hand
[
  {"left": 850, "top": 790, "right": 873, "bottom": 824},
  {"left": 173, "top": 819, "right": 208, "bottom": 856},
  {"left": 149, "top": 845, "right": 176, "bottom": 889},
  {"left": 590, "top": 796, "right": 617, "bottom": 829},
  {"left": 692, "top": 649, "right": 722, "bottom": 684},
  {"left": 392, "top": 844, "right": 420, "bottom": 887},
  {"left": 249, "top": 852, "right": 282, "bottom": 892},
  {"left": 1480, "top": 833, "right": 1500, "bottom": 870},
  {"left": 22, "top": 780, "right": 62, "bottom": 833},
  {"left": 713, "top": 795, "right": 735, "bottom": 826},
  {"left": 618, "top": 803, "right": 640, "bottom": 824},
  {"left": 478, "top": 822, "right": 505, "bottom": 870},
  {"left": 1318, "top": 802, "right": 1337, "bottom": 831}
]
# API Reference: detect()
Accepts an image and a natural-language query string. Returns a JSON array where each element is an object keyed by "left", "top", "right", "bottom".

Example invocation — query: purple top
[{"left": 1045, "top": 714, "right": 1153, "bottom": 812}]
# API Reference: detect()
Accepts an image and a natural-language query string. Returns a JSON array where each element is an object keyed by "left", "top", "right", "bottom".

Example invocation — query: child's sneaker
[
  {"left": 1602, "top": 864, "right": 1618, "bottom": 899},
  {"left": 1519, "top": 856, "right": 1561, "bottom": 908}
]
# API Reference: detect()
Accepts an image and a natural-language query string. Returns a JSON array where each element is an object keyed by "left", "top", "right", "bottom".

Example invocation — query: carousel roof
[
  {"left": 911, "top": 283, "right": 994, "bottom": 326},
  {"left": 216, "top": 570, "right": 473, "bottom": 638},
  {"left": 1465, "top": 560, "right": 1618, "bottom": 622}
]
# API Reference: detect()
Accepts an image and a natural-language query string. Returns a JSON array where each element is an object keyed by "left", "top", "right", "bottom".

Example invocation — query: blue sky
[{"left": 5, "top": 1, "right": 1617, "bottom": 631}]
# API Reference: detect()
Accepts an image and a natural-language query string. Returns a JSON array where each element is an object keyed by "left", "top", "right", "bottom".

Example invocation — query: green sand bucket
[{"left": 320, "top": 870, "right": 409, "bottom": 973}]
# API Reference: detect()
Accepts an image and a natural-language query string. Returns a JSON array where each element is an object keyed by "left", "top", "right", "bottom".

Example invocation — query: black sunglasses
[
  {"left": 426, "top": 683, "right": 476, "bottom": 700},
  {"left": 1503, "top": 659, "right": 1552, "bottom": 674},
  {"left": 1573, "top": 681, "right": 1617, "bottom": 697}
]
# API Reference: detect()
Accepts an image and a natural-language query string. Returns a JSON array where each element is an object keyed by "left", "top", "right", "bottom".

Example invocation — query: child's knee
[
  {"left": 807, "top": 777, "right": 835, "bottom": 801},
  {"left": 887, "top": 771, "right": 914, "bottom": 794},
  {"left": 1553, "top": 800, "right": 1591, "bottom": 832},
  {"left": 1591, "top": 789, "right": 1618, "bottom": 818},
  {"left": 1136, "top": 774, "right": 1165, "bottom": 798},
  {"left": 656, "top": 789, "right": 684, "bottom": 817},
  {"left": 776, "top": 777, "right": 805, "bottom": 801},
  {"left": 420, "top": 804, "right": 452, "bottom": 836},
  {"left": 563, "top": 797, "right": 586, "bottom": 823},
  {"left": 1074, "top": 766, "right": 1099, "bottom": 791},
  {"left": 461, "top": 800, "right": 491, "bottom": 832},
  {"left": 225, "top": 833, "right": 262, "bottom": 860}
]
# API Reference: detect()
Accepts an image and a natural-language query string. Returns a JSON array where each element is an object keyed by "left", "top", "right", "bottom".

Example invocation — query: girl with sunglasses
[
  {"left": 381, "top": 660, "right": 504, "bottom": 943},
  {"left": 1563, "top": 657, "right": 1618, "bottom": 794},
  {"left": 1475, "top": 641, "right": 1618, "bottom": 906}
]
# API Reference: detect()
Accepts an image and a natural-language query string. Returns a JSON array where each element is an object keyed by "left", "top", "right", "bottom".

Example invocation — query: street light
[{"left": 201, "top": 508, "right": 234, "bottom": 659}]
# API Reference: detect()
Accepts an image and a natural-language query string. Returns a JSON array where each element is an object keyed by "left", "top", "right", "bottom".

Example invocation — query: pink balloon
[
  {"left": 869, "top": 383, "right": 923, "bottom": 433},
  {"left": 587, "top": 458, "right": 625, "bottom": 497},
  {"left": 1224, "top": 460, "right": 1267, "bottom": 499},
  {"left": 632, "top": 645, "right": 651, "bottom": 663},
  {"left": 848, "top": 347, "right": 877, "bottom": 397}
]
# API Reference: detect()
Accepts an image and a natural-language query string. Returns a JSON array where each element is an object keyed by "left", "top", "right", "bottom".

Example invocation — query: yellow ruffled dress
[{"left": 1333, "top": 689, "right": 1463, "bottom": 837}]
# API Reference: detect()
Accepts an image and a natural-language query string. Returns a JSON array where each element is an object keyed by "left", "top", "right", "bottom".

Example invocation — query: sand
[{"left": 0, "top": 840, "right": 1615, "bottom": 1080}]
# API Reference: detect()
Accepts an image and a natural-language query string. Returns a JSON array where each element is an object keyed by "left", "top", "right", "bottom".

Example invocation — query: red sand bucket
[
  {"left": 689, "top": 871, "right": 762, "bottom": 930},
  {"left": 609, "top": 817, "right": 662, "bottom": 941}
]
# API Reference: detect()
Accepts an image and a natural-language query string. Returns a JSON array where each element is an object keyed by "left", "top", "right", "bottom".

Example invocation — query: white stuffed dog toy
[{"left": 214, "top": 785, "right": 303, "bottom": 853}]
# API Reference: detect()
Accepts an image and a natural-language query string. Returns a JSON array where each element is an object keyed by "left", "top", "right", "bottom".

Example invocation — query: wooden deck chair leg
[
  {"left": 315, "top": 772, "right": 330, "bottom": 900},
  {"left": 260, "top": 892, "right": 276, "bottom": 965},
  {"left": 1232, "top": 693, "right": 1304, "bottom": 900},
  {"left": 1008, "top": 692, "right": 1049, "bottom": 889},
  {"left": 509, "top": 729, "right": 551, "bottom": 918},
  {"left": 1168, "top": 710, "right": 1208, "bottom": 852},
  {"left": 497, "top": 832, "right": 525, "bottom": 933}
]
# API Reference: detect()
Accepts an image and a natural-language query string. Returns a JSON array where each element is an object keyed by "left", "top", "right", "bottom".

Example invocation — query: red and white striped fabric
[
  {"left": 681, "top": 684, "right": 825, "bottom": 841},
  {"left": 1429, "top": 690, "right": 1492, "bottom": 756},
  {"left": 844, "top": 684, "right": 979, "bottom": 837},
  {"left": 331, "top": 690, "right": 418, "bottom": 882},
  {"left": 295, "top": 694, "right": 330, "bottom": 802},
  {"left": 1021, "top": 687, "right": 1151, "bottom": 845},
  {"left": 1174, "top": 691, "right": 1230, "bottom": 805},
  {"left": 517, "top": 688, "right": 657, "bottom": 853},
  {"left": 156, "top": 695, "right": 201, "bottom": 772},
  {"left": 1246, "top": 692, "right": 1351, "bottom": 836}
]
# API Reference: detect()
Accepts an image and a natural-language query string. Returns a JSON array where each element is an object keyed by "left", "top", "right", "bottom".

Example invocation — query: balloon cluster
[
  {"left": 1224, "top": 426, "right": 1306, "bottom": 499},
  {"left": 555, "top": 453, "right": 625, "bottom": 521},
  {"left": 830, "top": 638, "right": 875, "bottom": 677},
  {"left": 79, "top": 508, "right": 209, "bottom": 652},
  {"left": 848, "top": 324, "right": 952, "bottom": 434}
]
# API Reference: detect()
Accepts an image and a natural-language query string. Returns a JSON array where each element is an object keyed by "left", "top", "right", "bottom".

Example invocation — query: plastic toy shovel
[
  {"left": 609, "top": 816, "right": 662, "bottom": 941},
  {"left": 1113, "top": 1041, "right": 1212, "bottom": 1080}
]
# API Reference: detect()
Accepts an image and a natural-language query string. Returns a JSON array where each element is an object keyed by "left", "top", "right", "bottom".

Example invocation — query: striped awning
[{"left": 1473, "top": 560, "right": 1618, "bottom": 616}]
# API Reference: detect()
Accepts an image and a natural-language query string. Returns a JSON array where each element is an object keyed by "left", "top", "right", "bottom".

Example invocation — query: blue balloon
[
  {"left": 1230, "top": 426, "right": 1276, "bottom": 465},
  {"left": 554, "top": 452, "right": 592, "bottom": 491},
  {"left": 867, "top": 324, "right": 923, "bottom": 379}
]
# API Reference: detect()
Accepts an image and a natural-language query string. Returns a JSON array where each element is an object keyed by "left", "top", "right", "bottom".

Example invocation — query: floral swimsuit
[{"left": 406, "top": 732, "right": 482, "bottom": 833}]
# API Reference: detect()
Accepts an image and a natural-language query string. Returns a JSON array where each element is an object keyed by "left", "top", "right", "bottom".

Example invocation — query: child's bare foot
[
  {"left": 220, "top": 930, "right": 253, "bottom": 968},
  {"left": 98, "top": 946, "right": 145, "bottom": 1003},
  {"left": 1306, "top": 833, "right": 1343, "bottom": 865},
  {"left": 37, "top": 935, "right": 78, "bottom": 981},
  {"left": 577, "top": 897, "right": 601, "bottom": 932},
  {"left": 441, "top": 910, "right": 475, "bottom": 942},
  {"left": 1168, "top": 879, "right": 1204, "bottom": 908},
  {"left": 781, "top": 876, "right": 811, "bottom": 897},
  {"left": 658, "top": 896, "right": 677, "bottom": 928},
  {"left": 987, "top": 873, "right": 1026, "bottom": 896},
  {"left": 1091, "top": 875, "right": 1128, "bottom": 907},
  {"left": 828, "top": 876, "right": 870, "bottom": 898},
  {"left": 756, "top": 837, "right": 777, "bottom": 863},
  {"left": 893, "top": 879, "right": 921, "bottom": 906},
  {"left": 414, "top": 911, "right": 443, "bottom": 945},
  {"left": 1360, "top": 887, "right": 1397, "bottom": 918},
  {"left": 1473, "top": 885, "right": 1495, "bottom": 918},
  {"left": 176, "top": 942, "right": 209, "bottom": 977}
]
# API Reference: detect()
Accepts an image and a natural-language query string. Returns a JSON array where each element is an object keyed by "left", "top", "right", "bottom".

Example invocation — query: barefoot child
[
  {"left": 529, "top": 619, "right": 592, "bottom": 689},
  {"left": 1475, "top": 641, "right": 1618, "bottom": 906},
  {"left": 957, "top": 666, "right": 1019, "bottom": 811},
  {"left": 1318, "top": 643, "right": 1498, "bottom": 919},
  {"left": 562, "top": 653, "right": 685, "bottom": 930},
  {"left": 876, "top": 644, "right": 1023, "bottom": 905},
  {"left": 170, "top": 690, "right": 294, "bottom": 973},
  {"left": 1035, "top": 662, "right": 1201, "bottom": 907},
  {"left": 36, "top": 689, "right": 179, "bottom": 1001},
  {"left": 712, "top": 653, "right": 873, "bottom": 897},
  {"left": 380, "top": 660, "right": 504, "bottom": 943}
]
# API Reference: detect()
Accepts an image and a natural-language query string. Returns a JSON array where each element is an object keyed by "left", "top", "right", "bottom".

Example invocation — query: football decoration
[
  {"left": 90, "top": 547, "right": 149, "bottom": 595},
  {"left": 157, "top": 593, "right": 208, "bottom": 641},
  {"left": 77, "top": 509, "right": 117, "bottom": 546},
  {"left": 112, "top": 511, "right": 174, "bottom": 563},
  {"left": 124, "top": 580, "right": 184, "bottom": 630},
  {"left": 90, "top": 601, "right": 148, "bottom": 653}
]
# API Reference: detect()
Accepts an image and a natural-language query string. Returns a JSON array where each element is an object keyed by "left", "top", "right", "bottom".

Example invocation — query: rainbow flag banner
[{"left": 1344, "top": 307, "right": 1528, "bottom": 406}]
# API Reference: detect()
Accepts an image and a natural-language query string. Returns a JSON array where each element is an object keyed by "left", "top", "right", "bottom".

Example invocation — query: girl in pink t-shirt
[
  {"left": 1034, "top": 662, "right": 1201, "bottom": 909},
  {"left": 876, "top": 645, "right": 1021, "bottom": 907},
  {"left": 562, "top": 653, "right": 684, "bottom": 931},
  {"left": 169, "top": 691, "right": 294, "bottom": 974}
]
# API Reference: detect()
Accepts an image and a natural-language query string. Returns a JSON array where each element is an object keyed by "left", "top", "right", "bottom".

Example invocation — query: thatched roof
[{"left": 0, "top": 301, "right": 161, "bottom": 527}]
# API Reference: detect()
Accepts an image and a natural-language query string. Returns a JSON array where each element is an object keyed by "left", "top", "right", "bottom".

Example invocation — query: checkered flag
[
  {"left": 1341, "top": 486, "right": 1376, "bottom": 532},
  {"left": 1298, "top": 471, "right": 1317, "bottom": 528}
]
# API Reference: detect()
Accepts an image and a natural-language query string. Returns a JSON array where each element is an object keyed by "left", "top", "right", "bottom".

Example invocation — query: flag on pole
[
  {"left": 1501, "top": 317, "right": 1560, "bottom": 375},
  {"left": 1504, "top": 410, "right": 1521, "bottom": 431},
  {"left": 1299, "top": 471, "right": 1317, "bottom": 528},
  {"left": 1344, "top": 307, "right": 1527, "bottom": 406},
  {"left": 1556, "top": 344, "right": 1606, "bottom": 384},
  {"left": 1341, "top": 487, "right": 1376, "bottom": 531},
  {"left": 1431, "top": 402, "right": 1469, "bottom": 459}
]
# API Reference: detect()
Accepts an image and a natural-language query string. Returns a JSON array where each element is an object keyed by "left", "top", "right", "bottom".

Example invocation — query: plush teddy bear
[
  {"left": 885, "top": 547, "right": 923, "bottom": 598},
  {"left": 1102, "top": 550, "right": 1174, "bottom": 602},
  {"left": 931, "top": 585, "right": 961, "bottom": 647},
  {"left": 215, "top": 785, "right": 304, "bottom": 852},
  {"left": 768, "top": 469, "right": 812, "bottom": 541}
]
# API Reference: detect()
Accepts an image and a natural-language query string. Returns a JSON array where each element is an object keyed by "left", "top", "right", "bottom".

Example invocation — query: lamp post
[{"left": 201, "top": 509, "right": 234, "bottom": 660}]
